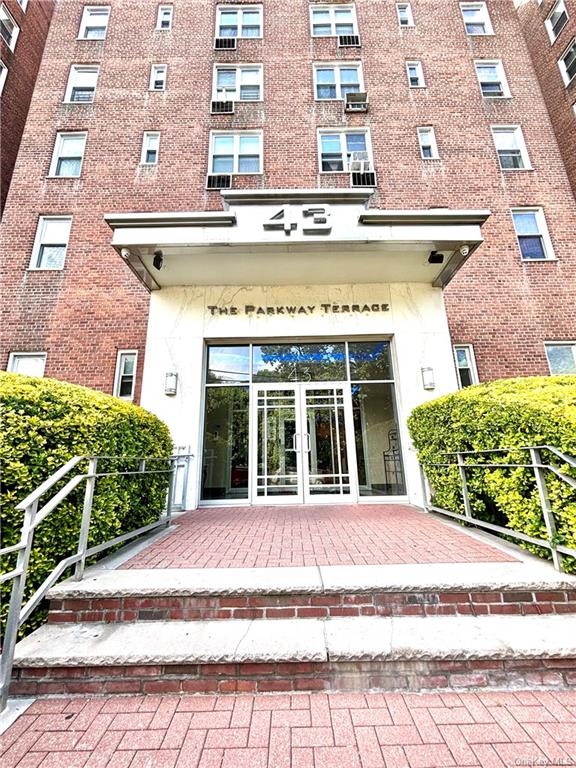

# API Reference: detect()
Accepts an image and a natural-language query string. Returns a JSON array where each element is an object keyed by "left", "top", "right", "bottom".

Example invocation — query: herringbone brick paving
[
  {"left": 122, "top": 505, "right": 517, "bottom": 570},
  {"left": 2, "top": 690, "right": 575, "bottom": 767}
]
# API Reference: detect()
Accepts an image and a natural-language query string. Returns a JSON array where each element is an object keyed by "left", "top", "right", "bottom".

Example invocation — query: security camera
[
  {"left": 460, "top": 245, "right": 470, "bottom": 258},
  {"left": 120, "top": 248, "right": 131, "bottom": 260},
  {"left": 153, "top": 249, "right": 164, "bottom": 271}
]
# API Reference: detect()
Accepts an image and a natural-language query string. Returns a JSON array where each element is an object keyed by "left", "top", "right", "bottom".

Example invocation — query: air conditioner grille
[
  {"left": 206, "top": 174, "right": 232, "bottom": 190},
  {"left": 351, "top": 171, "right": 376, "bottom": 187},
  {"left": 338, "top": 34, "right": 361, "bottom": 47},
  {"left": 214, "top": 37, "right": 237, "bottom": 49},
  {"left": 211, "top": 100, "right": 234, "bottom": 114}
]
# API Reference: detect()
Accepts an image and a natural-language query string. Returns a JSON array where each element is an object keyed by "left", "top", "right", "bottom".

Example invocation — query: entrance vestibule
[{"left": 200, "top": 340, "right": 407, "bottom": 505}]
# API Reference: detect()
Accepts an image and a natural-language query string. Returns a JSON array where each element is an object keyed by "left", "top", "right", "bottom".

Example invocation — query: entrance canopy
[{"left": 104, "top": 190, "right": 490, "bottom": 291}]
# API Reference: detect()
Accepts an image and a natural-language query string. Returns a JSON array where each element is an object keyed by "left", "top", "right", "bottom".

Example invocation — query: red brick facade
[
  {"left": 1, "top": 0, "right": 575, "bottom": 394},
  {"left": 0, "top": 0, "right": 54, "bottom": 215}
]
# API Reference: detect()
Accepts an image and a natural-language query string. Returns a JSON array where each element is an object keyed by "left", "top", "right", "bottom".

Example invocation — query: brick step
[{"left": 11, "top": 615, "right": 576, "bottom": 696}]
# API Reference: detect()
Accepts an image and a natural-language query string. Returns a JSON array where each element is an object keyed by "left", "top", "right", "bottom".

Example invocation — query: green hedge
[
  {"left": 0, "top": 373, "right": 173, "bottom": 633},
  {"left": 408, "top": 376, "right": 576, "bottom": 572}
]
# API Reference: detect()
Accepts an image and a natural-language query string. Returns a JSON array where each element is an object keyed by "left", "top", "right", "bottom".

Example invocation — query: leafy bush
[
  {"left": 408, "top": 376, "right": 576, "bottom": 572},
  {"left": 1, "top": 373, "right": 173, "bottom": 633}
]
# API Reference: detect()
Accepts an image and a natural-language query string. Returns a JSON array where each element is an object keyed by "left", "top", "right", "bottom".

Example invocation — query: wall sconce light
[
  {"left": 421, "top": 367, "right": 435, "bottom": 390},
  {"left": 165, "top": 372, "right": 178, "bottom": 396}
]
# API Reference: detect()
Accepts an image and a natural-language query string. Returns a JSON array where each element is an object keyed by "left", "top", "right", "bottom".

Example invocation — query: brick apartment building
[
  {"left": 0, "top": 0, "right": 55, "bottom": 215},
  {"left": 0, "top": 0, "right": 575, "bottom": 509}
]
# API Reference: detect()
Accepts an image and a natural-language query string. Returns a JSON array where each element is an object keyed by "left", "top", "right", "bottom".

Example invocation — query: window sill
[
  {"left": 499, "top": 167, "right": 534, "bottom": 172},
  {"left": 27, "top": 267, "right": 65, "bottom": 272},
  {"left": 520, "top": 257, "right": 558, "bottom": 263},
  {"left": 62, "top": 100, "right": 95, "bottom": 105},
  {"left": 46, "top": 175, "right": 82, "bottom": 179},
  {"left": 76, "top": 36, "right": 108, "bottom": 41},
  {"left": 481, "top": 95, "right": 512, "bottom": 100},
  {"left": 409, "top": 85, "right": 427, "bottom": 89}
]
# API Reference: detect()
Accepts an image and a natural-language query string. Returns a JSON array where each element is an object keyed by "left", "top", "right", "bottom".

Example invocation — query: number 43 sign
[{"left": 263, "top": 205, "right": 332, "bottom": 235}]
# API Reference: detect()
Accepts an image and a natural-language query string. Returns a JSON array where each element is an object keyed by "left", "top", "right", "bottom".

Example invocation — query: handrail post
[
  {"left": 181, "top": 450, "right": 191, "bottom": 511},
  {"left": 74, "top": 457, "right": 98, "bottom": 581},
  {"left": 419, "top": 463, "right": 430, "bottom": 511},
  {"left": 457, "top": 453, "right": 473, "bottom": 519},
  {"left": 530, "top": 447, "right": 562, "bottom": 571},
  {"left": 0, "top": 500, "right": 38, "bottom": 713},
  {"left": 165, "top": 457, "right": 175, "bottom": 525}
]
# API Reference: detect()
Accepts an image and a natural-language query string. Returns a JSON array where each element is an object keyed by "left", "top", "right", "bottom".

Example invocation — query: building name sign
[{"left": 207, "top": 303, "right": 390, "bottom": 317}]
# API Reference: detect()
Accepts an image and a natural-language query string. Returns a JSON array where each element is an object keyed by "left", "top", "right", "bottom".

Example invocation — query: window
[
  {"left": 213, "top": 64, "right": 263, "bottom": 101},
  {"left": 546, "top": 0, "right": 568, "bottom": 43},
  {"left": 216, "top": 5, "right": 262, "bottom": 38},
  {"left": 0, "top": 4, "right": 19, "bottom": 50},
  {"left": 406, "top": 61, "right": 425, "bottom": 87},
  {"left": 474, "top": 60, "right": 510, "bottom": 98},
  {"left": 559, "top": 39, "right": 576, "bottom": 85},
  {"left": 545, "top": 343, "right": 576, "bottom": 374},
  {"left": 64, "top": 65, "right": 99, "bottom": 102},
  {"left": 453, "top": 345, "right": 478, "bottom": 388},
  {"left": 156, "top": 5, "right": 173, "bottom": 30},
  {"left": 417, "top": 126, "right": 439, "bottom": 159},
  {"left": 149, "top": 64, "right": 167, "bottom": 91},
  {"left": 209, "top": 131, "right": 263, "bottom": 174},
  {"left": 7, "top": 353, "right": 46, "bottom": 377},
  {"left": 140, "top": 132, "right": 160, "bottom": 165},
  {"left": 396, "top": 3, "right": 414, "bottom": 27},
  {"left": 511, "top": 208, "right": 555, "bottom": 261},
  {"left": 114, "top": 351, "right": 137, "bottom": 399},
  {"left": 491, "top": 126, "right": 531, "bottom": 170},
  {"left": 78, "top": 6, "right": 110, "bottom": 39},
  {"left": 314, "top": 63, "right": 363, "bottom": 99},
  {"left": 30, "top": 216, "right": 72, "bottom": 270},
  {"left": 49, "top": 133, "right": 87, "bottom": 177},
  {"left": 16, "top": 0, "right": 29, "bottom": 10},
  {"left": 318, "top": 129, "right": 372, "bottom": 172},
  {"left": 310, "top": 4, "right": 358, "bottom": 37},
  {"left": 460, "top": 2, "right": 493, "bottom": 35},
  {"left": 0, "top": 59, "right": 7, "bottom": 96}
]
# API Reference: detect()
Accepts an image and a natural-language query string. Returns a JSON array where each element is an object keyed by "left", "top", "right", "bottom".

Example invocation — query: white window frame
[
  {"left": 396, "top": 2, "right": 414, "bottom": 27},
  {"left": 29, "top": 216, "right": 72, "bottom": 271},
  {"left": 212, "top": 63, "right": 264, "bottom": 101},
  {"left": 558, "top": 38, "right": 576, "bottom": 85},
  {"left": 113, "top": 350, "right": 138, "bottom": 400},
  {"left": 16, "top": 0, "right": 29, "bottom": 11},
  {"left": 48, "top": 132, "right": 87, "bottom": 178},
  {"left": 544, "top": 342, "right": 576, "bottom": 375},
  {"left": 78, "top": 5, "right": 111, "bottom": 40},
  {"left": 64, "top": 64, "right": 100, "bottom": 103},
  {"left": 309, "top": 4, "right": 358, "bottom": 37},
  {"left": 545, "top": 0, "right": 568, "bottom": 43},
  {"left": 453, "top": 345, "right": 479, "bottom": 388},
  {"left": 474, "top": 59, "right": 511, "bottom": 98},
  {"left": 149, "top": 63, "right": 167, "bottom": 91},
  {"left": 491, "top": 125, "right": 532, "bottom": 171},
  {"left": 7, "top": 352, "right": 47, "bottom": 377},
  {"left": 0, "top": 4, "right": 20, "bottom": 51},
  {"left": 317, "top": 128, "right": 373, "bottom": 173},
  {"left": 417, "top": 126, "right": 440, "bottom": 159},
  {"left": 140, "top": 132, "right": 160, "bottom": 165},
  {"left": 0, "top": 59, "right": 7, "bottom": 96},
  {"left": 216, "top": 4, "right": 263, "bottom": 39},
  {"left": 406, "top": 60, "right": 425, "bottom": 88},
  {"left": 460, "top": 2, "right": 494, "bottom": 35},
  {"left": 313, "top": 62, "right": 364, "bottom": 100},
  {"left": 156, "top": 4, "right": 173, "bottom": 30},
  {"left": 511, "top": 207, "right": 555, "bottom": 261},
  {"left": 209, "top": 130, "right": 263, "bottom": 175}
]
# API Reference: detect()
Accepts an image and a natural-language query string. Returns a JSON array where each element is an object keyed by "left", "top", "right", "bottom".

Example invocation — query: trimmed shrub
[
  {"left": 408, "top": 376, "right": 576, "bottom": 572},
  {"left": 1, "top": 373, "right": 173, "bottom": 633}
]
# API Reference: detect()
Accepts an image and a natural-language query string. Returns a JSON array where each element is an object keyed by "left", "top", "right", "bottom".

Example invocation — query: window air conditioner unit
[
  {"left": 345, "top": 91, "right": 368, "bottom": 112},
  {"left": 348, "top": 151, "right": 371, "bottom": 173},
  {"left": 214, "top": 37, "right": 237, "bottom": 49},
  {"left": 206, "top": 174, "right": 232, "bottom": 190},
  {"left": 350, "top": 171, "right": 376, "bottom": 188},
  {"left": 211, "top": 100, "right": 235, "bottom": 114},
  {"left": 338, "top": 34, "right": 361, "bottom": 47}
]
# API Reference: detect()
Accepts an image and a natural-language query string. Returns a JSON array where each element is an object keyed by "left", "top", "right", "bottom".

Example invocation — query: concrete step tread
[
  {"left": 47, "top": 562, "right": 576, "bottom": 600},
  {"left": 14, "top": 614, "right": 576, "bottom": 668}
]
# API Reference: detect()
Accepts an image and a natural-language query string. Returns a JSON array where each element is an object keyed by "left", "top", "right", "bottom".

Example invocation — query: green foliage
[
  {"left": 408, "top": 376, "right": 576, "bottom": 573},
  {"left": 0, "top": 373, "right": 173, "bottom": 634}
]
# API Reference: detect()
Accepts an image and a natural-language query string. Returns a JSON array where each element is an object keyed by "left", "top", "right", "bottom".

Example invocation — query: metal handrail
[
  {"left": 419, "top": 445, "right": 576, "bottom": 574},
  {"left": 0, "top": 451, "right": 193, "bottom": 712}
]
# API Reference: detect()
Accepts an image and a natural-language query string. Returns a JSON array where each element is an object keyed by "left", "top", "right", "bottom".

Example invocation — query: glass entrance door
[{"left": 252, "top": 384, "right": 355, "bottom": 504}]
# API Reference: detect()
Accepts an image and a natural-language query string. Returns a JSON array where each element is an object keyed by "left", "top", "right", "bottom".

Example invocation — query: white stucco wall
[{"left": 140, "top": 282, "right": 459, "bottom": 509}]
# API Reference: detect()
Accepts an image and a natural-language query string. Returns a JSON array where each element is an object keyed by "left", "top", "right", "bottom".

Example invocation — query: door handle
[
  {"left": 304, "top": 433, "right": 311, "bottom": 453},
  {"left": 291, "top": 433, "right": 298, "bottom": 452}
]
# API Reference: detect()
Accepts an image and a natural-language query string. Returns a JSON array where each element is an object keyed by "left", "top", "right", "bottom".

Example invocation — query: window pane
[
  {"left": 346, "top": 133, "right": 367, "bottom": 152},
  {"left": 513, "top": 211, "right": 539, "bottom": 235},
  {"left": 38, "top": 245, "right": 65, "bottom": 269},
  {"left": 349, "top": 341, "right": 393, "bottom": 380},
  {"left": 217, "top": 69, "right": 236, "bottom": 87},
  {"left": 340, "top": 68, "right": 359, "bottom": 84},
  {"left": 316, "top": 68, "right": 336, "bottom": 84},
  {"left": 253, "top": 343, "right": 346, "bottom": 382},
  {"left": 56, "top": 157, "right": 81, "bottom": 176},
  {"left": 238, "top": 154, "right": 260, "bottom": 173},
  {"left": 201, "top": 387, "right": 249, "bottom": 500},
  {"left": 206, "top": 346, "right": 250, "bottom": 383},
  {"left": 456, "top": 348, "right": 470, "bottom": 368},
  {"left": 518, "top": 236, "right": 545, "bottom": 259},
  {"left": 212, "top": 155, "right": 234, "bottom": 173},
  {"left": 239, "top": 135, "right": 260, "bottom": 154},
  {"left": 213, "top": 135, "right": 234, "bottom": 154},
  {"left": 546, "top": 345, "right": 576, "bottom": 374}
]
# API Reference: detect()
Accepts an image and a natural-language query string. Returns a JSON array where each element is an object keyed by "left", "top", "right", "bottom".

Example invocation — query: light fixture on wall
[
  {"left": 165, "top": 372, "right": 178, "bottom": 396},
  {"left": 421, "top": 367, "right": 435, "bottom": 390}
]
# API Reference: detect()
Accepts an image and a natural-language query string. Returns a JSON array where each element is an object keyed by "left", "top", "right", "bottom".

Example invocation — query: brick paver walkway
[
  {"left": 122, "top": 505, "right": 517, "bottom": 569},
  {"left": 2, "top": 691, "right": 575, "bottom": 767}
]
